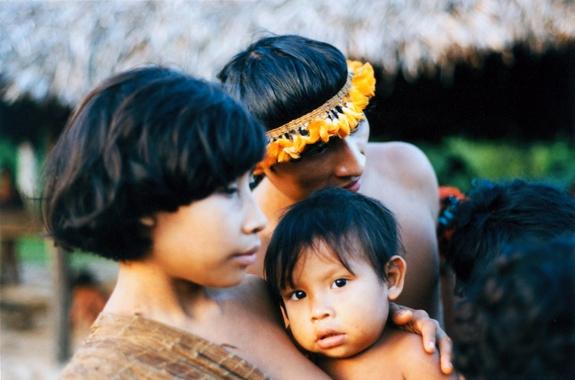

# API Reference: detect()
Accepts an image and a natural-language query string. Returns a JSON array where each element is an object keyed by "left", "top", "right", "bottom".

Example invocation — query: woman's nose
[{"left": 243, "top": 193, "right": 267, "bottom": 234}]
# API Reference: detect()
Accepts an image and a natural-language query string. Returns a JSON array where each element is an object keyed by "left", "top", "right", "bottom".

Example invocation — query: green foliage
[
  {"left": 420, "top": 138, "right": 575, "bottom": 192},
  {"left": 12, "top": 137, "right": 574, "bottom": 264},
  {"left": 17, "top": 236, "right": 112, "bottom": 268},
  {"left": 0, "top": 137, "right": 17, "bottom": 171}
]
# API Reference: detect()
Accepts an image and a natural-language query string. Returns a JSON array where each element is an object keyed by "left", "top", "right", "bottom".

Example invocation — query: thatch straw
[{"left": 1, "top": 0, "right": 574, "bottom": 104}]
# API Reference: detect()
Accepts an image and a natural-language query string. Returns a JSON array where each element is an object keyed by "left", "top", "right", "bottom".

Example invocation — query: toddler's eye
[
  {"left": 332, "top": 279, "right": 347, "bottom": 288},
  {"left": 290, "top": 290, "right": 306, "bottom": 300}
]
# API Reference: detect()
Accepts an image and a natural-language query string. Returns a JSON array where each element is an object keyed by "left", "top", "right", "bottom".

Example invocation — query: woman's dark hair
[
  {"left": 43, "top": 66, "right": 265, "bottom": 261},
  {"left": 265, "top": 187, "right": 402, "bottom": 306},
  {"left": 446, "top": 179, "right": 575, "bottom": 290},
  {"left": 454, "top": 235, "right": 575, "bottom": 380},
  {"left": 217, "top": 34, "right": 348, "bottom": 130}
]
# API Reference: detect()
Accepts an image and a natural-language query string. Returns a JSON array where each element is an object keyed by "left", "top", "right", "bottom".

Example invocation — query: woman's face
[
  {"left": 263, "top": 119, "right": 370, "bottom": 202},
  {"left": 149, "top": 172, "right": 266, "bottom": 287}
]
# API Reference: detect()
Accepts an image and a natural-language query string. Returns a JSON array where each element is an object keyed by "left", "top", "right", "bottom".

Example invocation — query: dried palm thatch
[{"left": 1, "top": 0, "right": 574, "bottom": 105}]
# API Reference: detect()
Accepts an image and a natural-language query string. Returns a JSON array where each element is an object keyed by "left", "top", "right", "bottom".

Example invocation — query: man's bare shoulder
[
  {"left": 367, "top": 142, "right": 434, "bottom": 178},
  {"left": 366, "top": 142, "right": 439, "bottom": 215}
]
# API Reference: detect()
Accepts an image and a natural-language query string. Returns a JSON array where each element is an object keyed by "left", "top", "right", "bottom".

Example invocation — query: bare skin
[
  {"left": 105, "top": 265, "right": 330, "bottom": 379},
  {"left": 253, "top": 138, "right": 441, "bottom": 320},
  {"left": 320, "top": 327, "right": 455, "bottom": 380},
  {"left": 98, "top": 166, "right": 451, "bottom": 378},
  {"left": 253, "top": 138, "right": 453, "bottom": 374},
  {"left": 102, "top": 174, "right": 330, "bottom": 379},
  {"left": 251, "top": 121, "right": 456, "bottom": 374},
  {"left": 361, "top": 142, "right": 441, "bottom": 320}
]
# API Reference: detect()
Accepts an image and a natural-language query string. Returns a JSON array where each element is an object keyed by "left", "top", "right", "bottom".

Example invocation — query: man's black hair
[{"left": 218, "top": 34, "right": 347, "bottom": 131}]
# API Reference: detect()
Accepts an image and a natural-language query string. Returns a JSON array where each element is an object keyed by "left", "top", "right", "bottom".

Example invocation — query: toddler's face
[{"left": 281, "top": 241, "right": 393, "bottom": 358}]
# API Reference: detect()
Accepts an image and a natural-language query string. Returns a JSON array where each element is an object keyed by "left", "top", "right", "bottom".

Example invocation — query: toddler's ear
[{"left": 385, "top": 256, "right": 407, "bottom": 301}]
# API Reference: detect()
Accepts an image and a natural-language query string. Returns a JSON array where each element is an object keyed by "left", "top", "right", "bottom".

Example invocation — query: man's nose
[{"left": 334, "top": 138, "right": 366, "bottom": 178}]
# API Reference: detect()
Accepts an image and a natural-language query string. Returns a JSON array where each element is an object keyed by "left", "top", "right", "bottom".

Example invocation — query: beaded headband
[{"left": 255, "top": 60, "right": 376, "bottom": 174}]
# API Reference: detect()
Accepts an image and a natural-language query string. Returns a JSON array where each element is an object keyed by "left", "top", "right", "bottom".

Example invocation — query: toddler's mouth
[{"left": 316, "top": 331, "right": 346, "bottom": 349}]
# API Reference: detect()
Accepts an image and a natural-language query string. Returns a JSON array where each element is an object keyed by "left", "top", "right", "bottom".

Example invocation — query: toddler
[{"left": 265, "top": 188, "right": 452, "bottom": 379}]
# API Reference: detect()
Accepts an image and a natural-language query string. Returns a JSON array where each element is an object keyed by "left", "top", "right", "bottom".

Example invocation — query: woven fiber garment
[{"left": 60, "top": 313, "right": 268, "bottom": 380}]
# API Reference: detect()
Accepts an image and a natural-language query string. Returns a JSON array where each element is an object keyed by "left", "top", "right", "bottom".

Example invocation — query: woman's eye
[
  {"left": 332, "top": 278, "right": 347, "bottom": 288},
  {"left": 290, "top": 290, "right": 306, "bottom": 300}
]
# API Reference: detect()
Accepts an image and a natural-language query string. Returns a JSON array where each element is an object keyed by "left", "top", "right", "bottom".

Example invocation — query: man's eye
[
  {"left": 290, "top": 290, "right": 306, "bottom": 300},
  {"left": 301, "top": 142, "right": 328, "bottom": 158},
  {"left": 351, "top": 118, "right": 366, "bottom": 134},
  {"left": 219, "top": 185, "right": 238, "bottom": 195},
  {"left": 308, "top": 143, "right": 328, "bottom": 154},
  {"left": 332, "top": 279, "right": 347, "bottom": 288}
]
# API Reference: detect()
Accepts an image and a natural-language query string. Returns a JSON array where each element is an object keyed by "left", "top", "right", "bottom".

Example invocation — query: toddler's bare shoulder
[{"left": 392, "top": 330, "right": 453, "bottom": 379}]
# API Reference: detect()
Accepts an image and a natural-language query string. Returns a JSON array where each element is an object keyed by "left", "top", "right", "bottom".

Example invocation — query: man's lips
[
  {"left": 316, "top": 331, "right": 346, "bottom": 349},
  {"left": 342, "top": 179, "right": 361, "bottom": 193}
]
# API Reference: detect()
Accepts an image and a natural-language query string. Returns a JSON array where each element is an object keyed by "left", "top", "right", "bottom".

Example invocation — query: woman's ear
[
  {"left": 280, "top": 305, "right": 290, "bottom": 329},
  {"left": 385, "top": 256, "right": 407, "bottom": 301},
  {"left": 140, "top": 216, "right": 156, "bottom": 227}
]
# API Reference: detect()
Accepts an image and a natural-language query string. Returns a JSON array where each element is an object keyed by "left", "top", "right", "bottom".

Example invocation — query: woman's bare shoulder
[
  {"left": 222, "top": 275, "right": 281, "bottom": 321},
  {"left": 233, "top": 275, "right": 272, "bottom": 304},
  {"left": 218, "top": 276, "right": 330, "bottom": 379}
]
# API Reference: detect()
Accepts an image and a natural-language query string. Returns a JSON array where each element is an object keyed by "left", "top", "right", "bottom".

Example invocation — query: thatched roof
[{"left": 1, "top": 0, "right": 574, "bottom": 105}]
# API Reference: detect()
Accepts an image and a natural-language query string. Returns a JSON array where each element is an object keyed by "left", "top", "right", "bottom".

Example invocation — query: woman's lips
[
  {"left": 232, "top": 248, "right": 258, "bottom": 266},
  {"left": 316, "top": 332, "right": 346, "bottom": 349}
]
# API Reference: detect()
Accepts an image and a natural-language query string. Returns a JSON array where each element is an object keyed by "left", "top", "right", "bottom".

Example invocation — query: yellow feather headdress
[{"left": 255, "top": 60, "right": 376, "bottom": 174}]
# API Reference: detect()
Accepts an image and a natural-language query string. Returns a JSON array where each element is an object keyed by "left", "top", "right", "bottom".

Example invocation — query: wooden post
[
  {"left": 51, "top": 243, "right": 71, "bottom": 363},
  {"left": 0, "top": 239, "right": 20, "bottom": 284}
]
